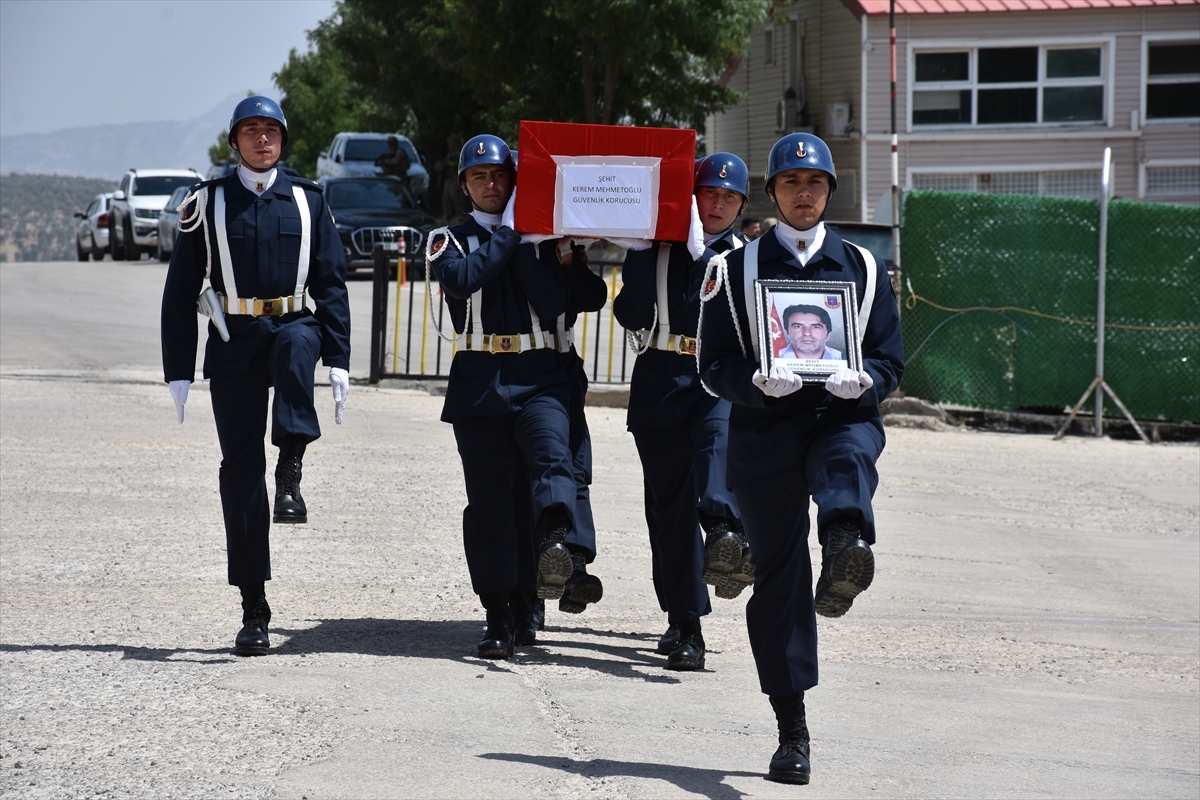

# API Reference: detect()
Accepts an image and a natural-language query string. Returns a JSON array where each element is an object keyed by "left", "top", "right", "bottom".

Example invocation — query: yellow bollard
[
  {"left": 421, "top": 275, "right": 431, "bottom": 375},
  {"left": 392, "top": 259, "right": 403, "bottom": 374},
  {"left": 606, "top": 265, "right": 618, "bottom": 381}
]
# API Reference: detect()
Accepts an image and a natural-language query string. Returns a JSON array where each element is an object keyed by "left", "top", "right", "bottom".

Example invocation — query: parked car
[
  {"left": 73, "top": 192, "right": 113, "bottom": 261},
  {"left": 317, "top": 133, "right": 429, "bottom": 202},
  {"left": 109, "top": 169, "right": 202, "bottom": 261},
  {"left": 155, "top": 185, "right": 193, "bottom": 262},
  {"left": 322, "top": 176, "right": 436, "bottom": 274}
]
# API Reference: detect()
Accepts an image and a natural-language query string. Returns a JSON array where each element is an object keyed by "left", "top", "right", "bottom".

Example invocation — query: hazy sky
[{"left": 0, "top": 0, "right": 336, "bottom": 138}]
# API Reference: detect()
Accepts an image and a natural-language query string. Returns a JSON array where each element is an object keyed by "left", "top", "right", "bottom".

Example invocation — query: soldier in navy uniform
[
  {"left": 508, "top": 237, "right": 609, "bottom": 644},
  {"left": 161, "top": 96, "right": 351, "bottom": 656},
  {"left": 697, "top": 134, "right": 904, "bottom": 784},
  {"left": 611, "top": 153, "right": 751, "bottom": 672},
  {"left": 430, "top": 134, "right": 577, "bottom": 660}
]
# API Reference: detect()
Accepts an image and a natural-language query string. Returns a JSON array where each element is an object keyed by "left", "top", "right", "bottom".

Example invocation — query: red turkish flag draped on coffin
[{"left": 515, "top": 121, "right": 696, "bottom": 242}]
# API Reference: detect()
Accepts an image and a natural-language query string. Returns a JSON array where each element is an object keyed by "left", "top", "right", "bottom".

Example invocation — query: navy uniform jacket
[
  {"left": 538, "top": 240, "right": 609, "bottom": 331},
  {"left": 613, "top": 232, "right": 743, "bottom": 429},
  {"left": 697, "top": 227, "right": 904, "bottom": 486},
  {"left": 161, "top": 171, "right": 350, "bottom": 381},
  {"left": 434, "top": 218, "right": 569, "bottom": 422}
]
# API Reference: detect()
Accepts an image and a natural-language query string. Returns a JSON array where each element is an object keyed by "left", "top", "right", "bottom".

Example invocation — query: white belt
[
  {"left": 221, "top": 291, "right": 306, "bottom": 317},
  {"left": 461, "top": 332, "right": 554, "bottom": 353}
]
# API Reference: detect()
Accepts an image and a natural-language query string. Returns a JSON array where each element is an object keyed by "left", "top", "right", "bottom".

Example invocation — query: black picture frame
[{"left": 755, "top": 280, "right": 861, "bottom": 382}]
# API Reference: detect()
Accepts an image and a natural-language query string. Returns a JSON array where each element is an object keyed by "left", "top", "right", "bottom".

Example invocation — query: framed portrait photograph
[{"left": 755, "top": 280, "right": 861, "bottom": 381}]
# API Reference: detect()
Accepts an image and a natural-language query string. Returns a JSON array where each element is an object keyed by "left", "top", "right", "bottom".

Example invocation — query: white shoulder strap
[
  {"left": 653, "top": 242, "right": 671, "bottom": 348},
  {"left": 527, "top": 244, "right": 544, "bottom": 344},
  {"left": 847, "top": 242, "right": 878, "bottom": 348},
  {"left": 742, "top": 236, "right": 761, "bottom": 361},
  {"left": 213, "top": 185, "right": 238, "bottom": 300},
  {"left": 290, "top": 185, "right": 311, "bottom": 298},
  {"left": 466, "top": 235, "right": 481, "bottom": 338}
]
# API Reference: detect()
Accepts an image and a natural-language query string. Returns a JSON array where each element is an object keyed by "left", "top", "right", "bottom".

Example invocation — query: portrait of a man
[{"left": 777, "top": 304, "right": 842, "bottom": 360}]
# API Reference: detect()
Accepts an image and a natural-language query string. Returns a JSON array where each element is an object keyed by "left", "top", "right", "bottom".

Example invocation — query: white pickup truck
[{"left": 316, "top": 133, "right": 429, "bottom": 202}]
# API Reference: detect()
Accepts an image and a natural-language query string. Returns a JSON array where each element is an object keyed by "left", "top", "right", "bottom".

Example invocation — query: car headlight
[
  {"left": 412, "top": 173, "right": 429, "bottom": 190},
  {"left": 134, "top": 208, "right": 160, "bottom": 219}
]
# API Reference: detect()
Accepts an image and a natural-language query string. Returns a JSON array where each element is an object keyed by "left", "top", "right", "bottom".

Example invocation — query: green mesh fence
[{"left": 900, "top": 191, "right": 1200, "bottom": 424}]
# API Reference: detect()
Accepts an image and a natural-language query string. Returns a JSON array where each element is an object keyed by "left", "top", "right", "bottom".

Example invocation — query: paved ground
[{"left": 2, "top": 262, "right": 1198, "bottom": 798}]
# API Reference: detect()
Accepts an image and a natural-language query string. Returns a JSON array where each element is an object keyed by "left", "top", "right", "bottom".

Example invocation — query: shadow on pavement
[
  {"left": 1, "top": 620, "right": 696, "bottom": 683},
  {"left": 273, "top": 618, "right": 685, "bottom": 683},
  {"left": 0, "top": 642, "right": 237, "bottom": 664},
  {"left": 480, "top": 752, "right": 763, "bottom": 799}
]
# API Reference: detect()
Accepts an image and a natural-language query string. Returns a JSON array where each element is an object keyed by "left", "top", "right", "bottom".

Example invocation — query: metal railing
[{"left": 368, "top": 248, "right": 638, "bottom": 384}]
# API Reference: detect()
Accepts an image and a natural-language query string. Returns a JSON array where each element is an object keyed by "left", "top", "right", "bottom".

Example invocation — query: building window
[
  {"left": 1146, "top": 41, "right": 1200, "bottom": 120},
  {"left": 912, "top": 169, "right": 1102, "bottom": 199},
  {"left": 912, "top": 44, "right": 1105, "bottom": 127},
  {"left": 1145, "top": 164, "right": 1200, "bottom": 197},
  {"left": 764, "top": 28, "right": 774, "bottom": 66}
]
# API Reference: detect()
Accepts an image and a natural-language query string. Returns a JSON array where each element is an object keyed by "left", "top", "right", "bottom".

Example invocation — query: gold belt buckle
[
  {"left": 494, "top": 335, "right": 518, "bottom": 353},
  {"left": 681, "top": 336, "right": 697, "bottom": 356},
  {"left": 253, "top": 297, "right": 284, "bottom": 316}
]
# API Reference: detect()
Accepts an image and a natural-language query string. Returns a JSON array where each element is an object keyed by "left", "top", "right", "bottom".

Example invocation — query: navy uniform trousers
[
  {"left": 435, "top": 219, "right": 576, "bottom": 597},
  {"left": 210, "top": 316, "right": 324, "bottom": 585},
  {"left": 735, "top": 411, "right": 885, "bottom": 694},
  {"left": 161, "top": 172, "right": 350, "bottom": 588},
  {"left": 698, "top": 226, "right": 904, "bottom": 696},
  {"left": 632, "top": 388, "right": 738, "bottom": 622},
  {"left": 615, "top": 237, "right": 743, "bottom": 623}
]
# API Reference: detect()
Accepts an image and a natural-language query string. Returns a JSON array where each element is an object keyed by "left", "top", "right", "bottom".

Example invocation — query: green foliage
[
  {"left": 208, "top": 130, "right": 237, "bottom": 167},
  {"left": 274, "top": 23, "right": 396, "bottom": 178},
  {"left": 0, "top": 174, "right": 118, "bottom": 262},
  {"left": 277, "top": 0, "right": 767, "bottom": 178}
]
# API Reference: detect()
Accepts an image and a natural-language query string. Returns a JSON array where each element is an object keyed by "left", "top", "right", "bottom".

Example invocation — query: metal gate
[{"left": 367, "top": 247, "right": 639, "bottom": 384}]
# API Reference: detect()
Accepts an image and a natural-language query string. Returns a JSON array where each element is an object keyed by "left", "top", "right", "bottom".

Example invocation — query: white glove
[
  {"left": 606, "top": 237, "right": 653, "bottom": 251},
  {"left": 686, "top": 195, "right": 705, "bottom": 261},
  {"left": 752, "top": 363, "right": 803, "bottom": 398},
  {"left": 520, "top": 232, "right": 556, "bottom": 244},
  {"left": 501, "top": 187, "right": 516, "bottom": 231},
  {"left": 329, "top": 367, "right": 349, "bottom": 424},
  {"left": 169, "top": 380, "right": 190, "bottom": 423},
  {"left": 825, "top": 367, "right": 874, "bottom": 400}
]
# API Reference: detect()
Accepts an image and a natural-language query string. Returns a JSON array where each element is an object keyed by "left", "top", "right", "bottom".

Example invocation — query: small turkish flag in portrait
[{"left": 770, "top": 303, "right": 786, "bottom": 357}]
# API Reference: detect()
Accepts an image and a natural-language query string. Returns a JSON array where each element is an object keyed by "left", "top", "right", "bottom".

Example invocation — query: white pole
[{"left": 1095, "top": 147, "right": 1111, "bottom": 436}]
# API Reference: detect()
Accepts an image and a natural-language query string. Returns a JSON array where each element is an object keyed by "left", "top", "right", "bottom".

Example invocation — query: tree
[
  {"left": 208, "top": 130, "right": 237, "bottom": 167},
  {"left": 317, "top": 0, "right": 768, "bottom": 159},
  {"left": 274, "top": 23, "right": 396, "bottom": 178}
]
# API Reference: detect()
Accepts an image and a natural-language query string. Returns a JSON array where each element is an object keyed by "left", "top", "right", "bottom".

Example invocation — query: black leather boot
[
  {"left": 510, "top": 590, "right": 544, "bottom": 647},
  {"left": 477, "top": 593, "right": 514, "bottom": 659},
  {"left": 814, "top": 519, "right": 874, "bottom": 618},
  {"left": 665, "top": 617, "right": 705, "bottom": 671},
  {"left": 655, "top": 623, "right": 681, "bottom": 655},
  {"left": 535, "top": 509, "right": 573, "bottom": 600},
  {"left": 701, "top": 518, "right": 744, "bottom": 584},
  {"left": 273, "top": 437, "right": 307, "bottom": 524},
  {"left": 767, "top": 693, "right": 811, "bottom": 784},
  {"left": 235, "top": 584, "right": 271, "bottom": 656},
  {"left": 559, "top": 551, "right": 604, "bottom": 613},
  {"left": 715, "top": 542, "right": 754, "bottom": 599}
]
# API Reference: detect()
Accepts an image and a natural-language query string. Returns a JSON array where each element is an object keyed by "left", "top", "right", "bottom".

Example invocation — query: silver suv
[
  {"left": 108, "top": 168, "right": 201, "bottom": 260},
  {"left": 316, "top": 133, "right": 429, "bottom": 202}
]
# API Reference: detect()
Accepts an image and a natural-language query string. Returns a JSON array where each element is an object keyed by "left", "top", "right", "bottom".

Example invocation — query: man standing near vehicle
[
  {"left": 612, "top": 152, "right": 752, "bottom": 672},
  {"left": 698, "top": 133, "right": 903, "bottom": 783},
  {"left": 161, "top": 95, "right": 351, "bottom": 657},
  {"left": 429, "top": 134, "right": 577, "bottom": 660}
]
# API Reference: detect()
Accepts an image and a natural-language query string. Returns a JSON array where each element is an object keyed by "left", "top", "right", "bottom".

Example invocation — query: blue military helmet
[
  {"left": 227, "top": 95, "right": 289, "bottom": 148},
  {"left": 695, "top": 152, "right": 749, "bottom": 198},
  {"left": 458, "top": 134, "right": 514, "bottom": 180},
  {"left": 764, "top": 133, "right": 837, "bottom": 195}
]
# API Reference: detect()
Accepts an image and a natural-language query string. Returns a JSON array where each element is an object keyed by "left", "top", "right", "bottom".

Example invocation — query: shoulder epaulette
[{"left": 291, "top": 176, "right": 324, "bottom": 193}]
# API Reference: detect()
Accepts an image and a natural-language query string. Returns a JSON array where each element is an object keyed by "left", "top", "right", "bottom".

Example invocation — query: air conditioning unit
[{"left": 827, "top": 103, "right": 850, "bottom": 137}]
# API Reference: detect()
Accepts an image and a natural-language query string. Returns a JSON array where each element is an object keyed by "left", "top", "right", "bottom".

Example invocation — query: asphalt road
[{"left": 1, "top": 262, "right": 1197, "bottom": 798}]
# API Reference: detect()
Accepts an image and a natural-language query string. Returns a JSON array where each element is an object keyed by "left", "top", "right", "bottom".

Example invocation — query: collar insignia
[{"left": 797, "top": 239, "right": 807, "bottom": 250}]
